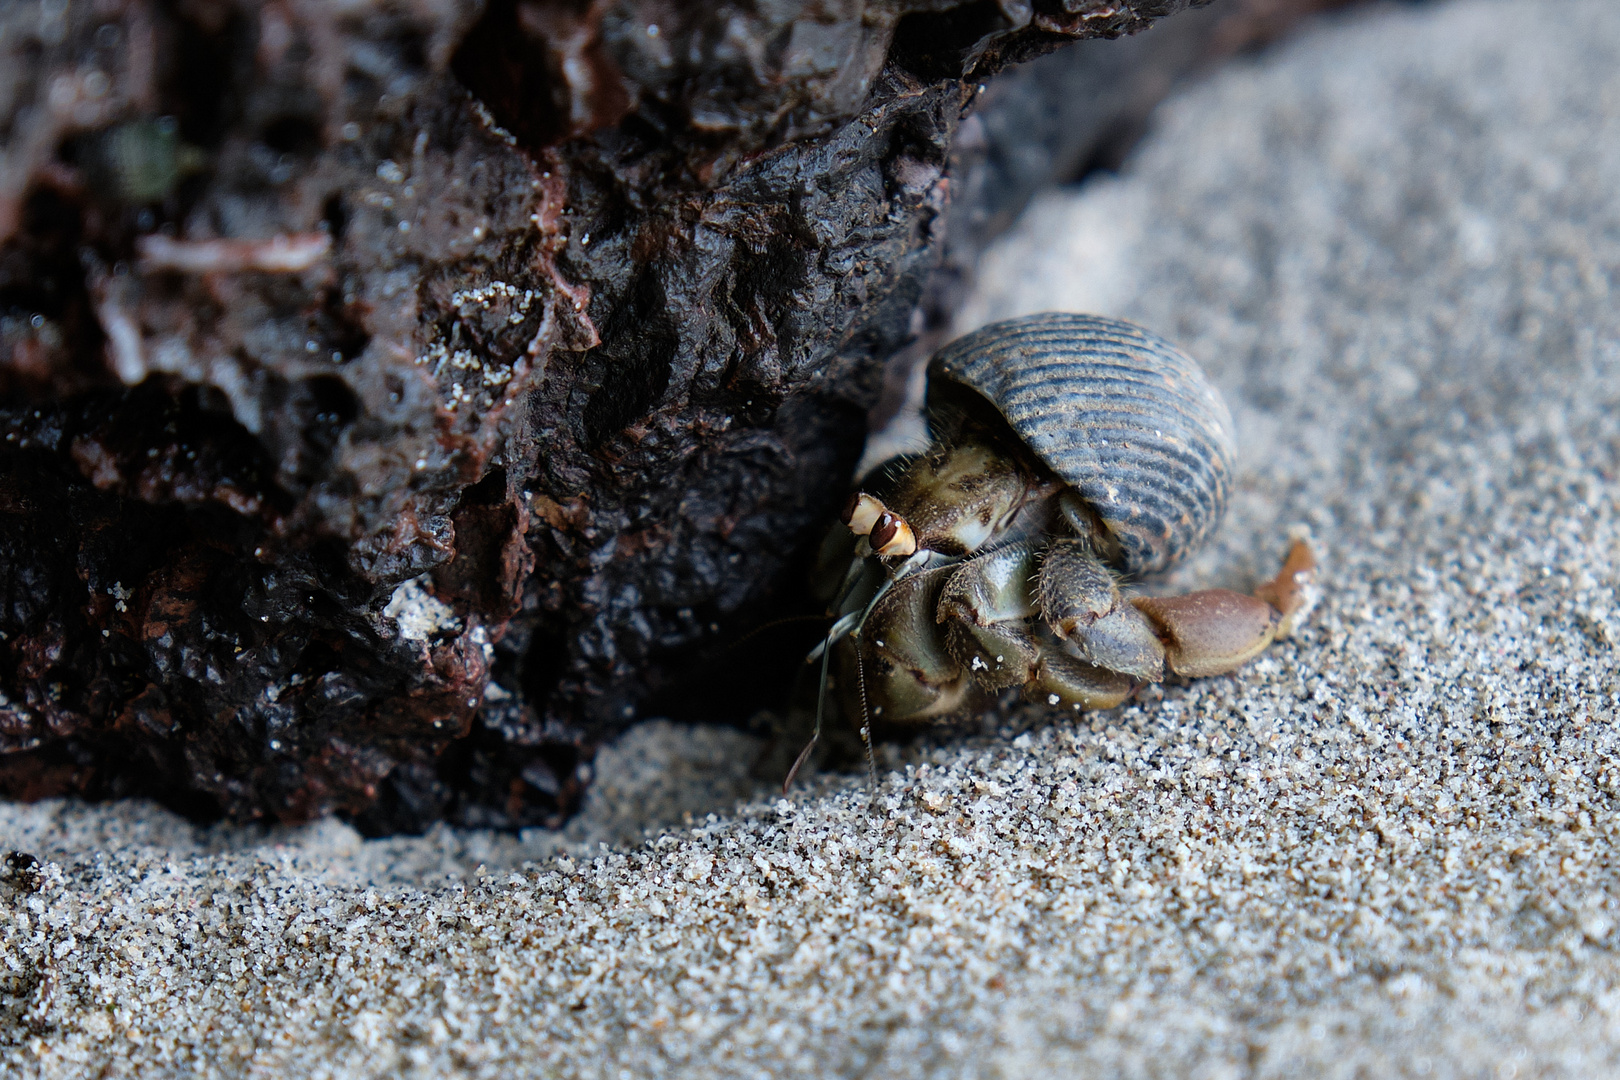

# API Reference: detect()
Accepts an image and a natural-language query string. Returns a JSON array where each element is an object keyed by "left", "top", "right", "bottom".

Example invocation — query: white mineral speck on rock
[
  {"left": 382, "top": 575, "right": 460, "bottom": 642},
  {"left": 6, "top": 2, "right": 1620, "bottom": 1077}
]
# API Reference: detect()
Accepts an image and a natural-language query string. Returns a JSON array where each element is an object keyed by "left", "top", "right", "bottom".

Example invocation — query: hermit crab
[{"left": 791, "top": 312, "right": 1317, "bottom": 784}]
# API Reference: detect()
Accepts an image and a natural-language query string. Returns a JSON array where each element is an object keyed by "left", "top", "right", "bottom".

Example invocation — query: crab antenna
[
  {"left": 786, "top": 568, "right": 907, "bottom": 792},
  {"left": 853, "top": 637, "right": 879, "bottom": 798},
  {"left": 782, "top": 632, "right": 835, "bottom": 793}
]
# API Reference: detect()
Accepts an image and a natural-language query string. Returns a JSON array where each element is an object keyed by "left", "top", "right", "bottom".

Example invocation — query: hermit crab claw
[
  {"left": 1132, "top": 539, "right": 1319, "bottom": 679},
  {"left": 1254, "top": 537, "right": 1321, "bottom": 637}
]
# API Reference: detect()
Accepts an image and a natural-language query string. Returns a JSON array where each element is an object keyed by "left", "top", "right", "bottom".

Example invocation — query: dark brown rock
[{"left": 0, "top": 0, "right": 1226, "bottom": 832}]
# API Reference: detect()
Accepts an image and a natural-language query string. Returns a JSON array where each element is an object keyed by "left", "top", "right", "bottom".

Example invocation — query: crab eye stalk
[
  {"left": 870, "top": 512, "right": 918, "bottom": 557},
  {"left": 842, "top": 492, "right": 885, "bottom": 536}
]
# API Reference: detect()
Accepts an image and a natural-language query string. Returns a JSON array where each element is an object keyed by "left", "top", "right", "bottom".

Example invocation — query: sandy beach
[{"left": 4, "top": 0, "right": 1620, "bottom": 1075}]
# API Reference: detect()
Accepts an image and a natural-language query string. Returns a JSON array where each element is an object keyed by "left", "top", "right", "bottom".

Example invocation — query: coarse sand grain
[{"left": 5, "top": 0, "right": 1620, "bottom": 1076}]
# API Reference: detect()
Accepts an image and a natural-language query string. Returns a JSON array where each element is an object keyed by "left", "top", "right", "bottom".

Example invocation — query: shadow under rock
[{"left": 0, "top": 720, "right": 774, "bottom": 890}]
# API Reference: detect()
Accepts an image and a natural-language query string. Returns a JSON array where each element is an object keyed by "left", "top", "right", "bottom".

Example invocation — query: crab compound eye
[
  {"left": 870, "top": 512, "right": 918, "bottom": 558},
  {"left": 842, "top": 492, "right": 884, "bottom": 536}
]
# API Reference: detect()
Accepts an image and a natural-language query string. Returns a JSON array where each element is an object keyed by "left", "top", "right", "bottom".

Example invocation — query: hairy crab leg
[
  {"left": 1029, "top": 637, "right": 1135, "bottom": 711},
  {"left": 1038, "top": 538, "right": 1167, "bottom": 681}
]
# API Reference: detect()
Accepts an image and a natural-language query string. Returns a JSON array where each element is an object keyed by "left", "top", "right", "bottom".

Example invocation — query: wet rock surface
[{"left": 0, "top": 0, "right": 1228, "bottom": 829}]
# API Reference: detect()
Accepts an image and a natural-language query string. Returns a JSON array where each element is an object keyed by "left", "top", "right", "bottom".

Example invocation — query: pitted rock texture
[{"left": 0, "top": 0, "right": 1207, "bottom": 829}]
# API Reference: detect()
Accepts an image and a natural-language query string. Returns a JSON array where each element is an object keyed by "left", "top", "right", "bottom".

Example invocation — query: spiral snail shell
[{"left": 927, "top": 312, "right": 1236, "bottom": 576}]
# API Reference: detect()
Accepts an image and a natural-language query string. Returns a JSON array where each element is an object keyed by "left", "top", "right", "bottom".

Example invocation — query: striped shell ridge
[{"left": 928, "top": 312, "right": 1236, "bottom": 575}]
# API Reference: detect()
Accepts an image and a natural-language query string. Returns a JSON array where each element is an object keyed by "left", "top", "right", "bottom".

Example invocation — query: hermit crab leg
[
  {"left": 936, "top": 543, "right": 1043, "bottom": 690},
  {"left": 1038, "top": 537, "right": 1167, "bottom": 681}
]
